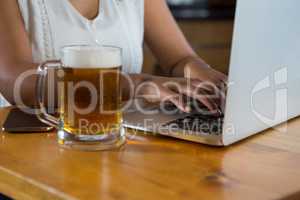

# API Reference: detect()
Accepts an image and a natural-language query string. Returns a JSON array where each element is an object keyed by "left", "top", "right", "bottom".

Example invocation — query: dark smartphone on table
[{"left": 2, "top": 108, "right": 54, "bottom": 133}]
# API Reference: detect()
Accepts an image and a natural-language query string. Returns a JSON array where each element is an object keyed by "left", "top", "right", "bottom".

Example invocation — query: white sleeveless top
[{"left": 0, "top": 0, "right": 144, "bottom": 107}]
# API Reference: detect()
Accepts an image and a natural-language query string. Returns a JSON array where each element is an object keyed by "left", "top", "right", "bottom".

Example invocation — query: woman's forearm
[
  {"left": 0, "top": 62, "right": 39, "bottom": 106},
  {"left": 167, "top": 56, "right": 210, "bottom": 77},
  {"left": 0, "top": 62, "right": 153, "bottom": 106}
]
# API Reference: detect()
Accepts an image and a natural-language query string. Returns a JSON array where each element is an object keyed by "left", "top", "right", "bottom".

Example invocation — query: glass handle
[{"left": 36, "top": 61, "right": 61, "bottom": 128}]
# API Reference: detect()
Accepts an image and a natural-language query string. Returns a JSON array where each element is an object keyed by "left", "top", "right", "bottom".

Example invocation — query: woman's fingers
[
  {"left": 163, "top": 78, "right": 222, "bottom": 112},
  {"left": 180, "top": 84, "right": 218, "bottom": 112},
  {"left": 190, "top": 78, "right": 220, "bottom": 93},
  {"left": 190, "top": 77, "right": 227, "bottom": 108},
  {"left": 159, "top": 86, "right": 189, "bottom": 112},
  {"left": 139, "top": 76, "right": 227, "bottom": 113},
  {"left": 165, "top": 80, "right": 217, "bottom": 112}
]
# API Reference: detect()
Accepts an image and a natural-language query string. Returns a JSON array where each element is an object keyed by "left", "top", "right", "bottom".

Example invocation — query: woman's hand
[
  {"left": 170, "top": 57, "right": 228, "bottom": 112},
  {"left": 131, "top": 74, "right": 221, "bottom": 113},
  {"left": 122, "top": 56, "right": 227, "bottom": 113}
]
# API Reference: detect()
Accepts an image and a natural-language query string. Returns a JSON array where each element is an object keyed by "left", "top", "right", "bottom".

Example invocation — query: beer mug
[{"left": 36, "top": 45, "right": 125, "bottom": 151}]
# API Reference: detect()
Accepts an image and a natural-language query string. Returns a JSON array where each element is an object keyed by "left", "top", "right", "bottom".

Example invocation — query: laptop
[{"left": 123, "top": 0, "right": 300, "bottom": 146}]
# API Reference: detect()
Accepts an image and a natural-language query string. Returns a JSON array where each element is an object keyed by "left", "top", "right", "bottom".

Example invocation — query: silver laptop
[{"left": 123, "top": 0, "right": 300, "bottom": 146}]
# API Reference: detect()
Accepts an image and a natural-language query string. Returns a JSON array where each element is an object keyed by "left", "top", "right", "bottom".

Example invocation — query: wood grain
[{"left": 1, "top": 107, "right": 300, "bottom": 200}]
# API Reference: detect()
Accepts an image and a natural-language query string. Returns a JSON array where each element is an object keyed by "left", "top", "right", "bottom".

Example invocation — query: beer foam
[{"left": 61, "top": 46, "right": 122, "bottom": 68}]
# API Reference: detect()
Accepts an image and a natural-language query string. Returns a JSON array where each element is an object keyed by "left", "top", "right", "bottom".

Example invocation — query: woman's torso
[{"left": 0, "top": 0, "right": 144, "bottom": 107}]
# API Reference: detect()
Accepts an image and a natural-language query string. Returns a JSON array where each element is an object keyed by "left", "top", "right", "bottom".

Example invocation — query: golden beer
[{"left": 59, "top": 66, "right": 122, "bottom": 135}]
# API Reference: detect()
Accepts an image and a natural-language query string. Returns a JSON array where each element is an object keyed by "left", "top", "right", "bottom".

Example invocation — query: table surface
[{"left": 1, "top": 107, "right": 300, "bottom": 200}]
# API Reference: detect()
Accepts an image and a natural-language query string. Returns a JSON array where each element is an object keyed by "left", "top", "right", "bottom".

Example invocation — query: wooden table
[{"left": 1, "top": 107, "right": 300, "bottom": 200}]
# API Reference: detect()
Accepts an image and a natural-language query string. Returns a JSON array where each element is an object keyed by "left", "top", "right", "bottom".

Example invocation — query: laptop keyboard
[{"left": 164, "top": 114, "right": 224, "bottom": 135}]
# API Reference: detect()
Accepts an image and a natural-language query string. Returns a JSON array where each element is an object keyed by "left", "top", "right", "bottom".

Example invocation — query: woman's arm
[
  {"left": 144, "top": 0, "right": 227, "bottom": 110},
  {"left": 0, "top": 0, "right": 38, "bottom": 106},
  {"left": 144, "top": 0, "right": 226, "bottom": 78},
  {"left": 144, "top": 0, "right": 198, "bottom": 74}
]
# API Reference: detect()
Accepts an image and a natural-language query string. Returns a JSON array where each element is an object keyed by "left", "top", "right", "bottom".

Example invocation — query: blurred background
[{"left": 143, "top": 0, "right": 236, "bottom": 75}]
